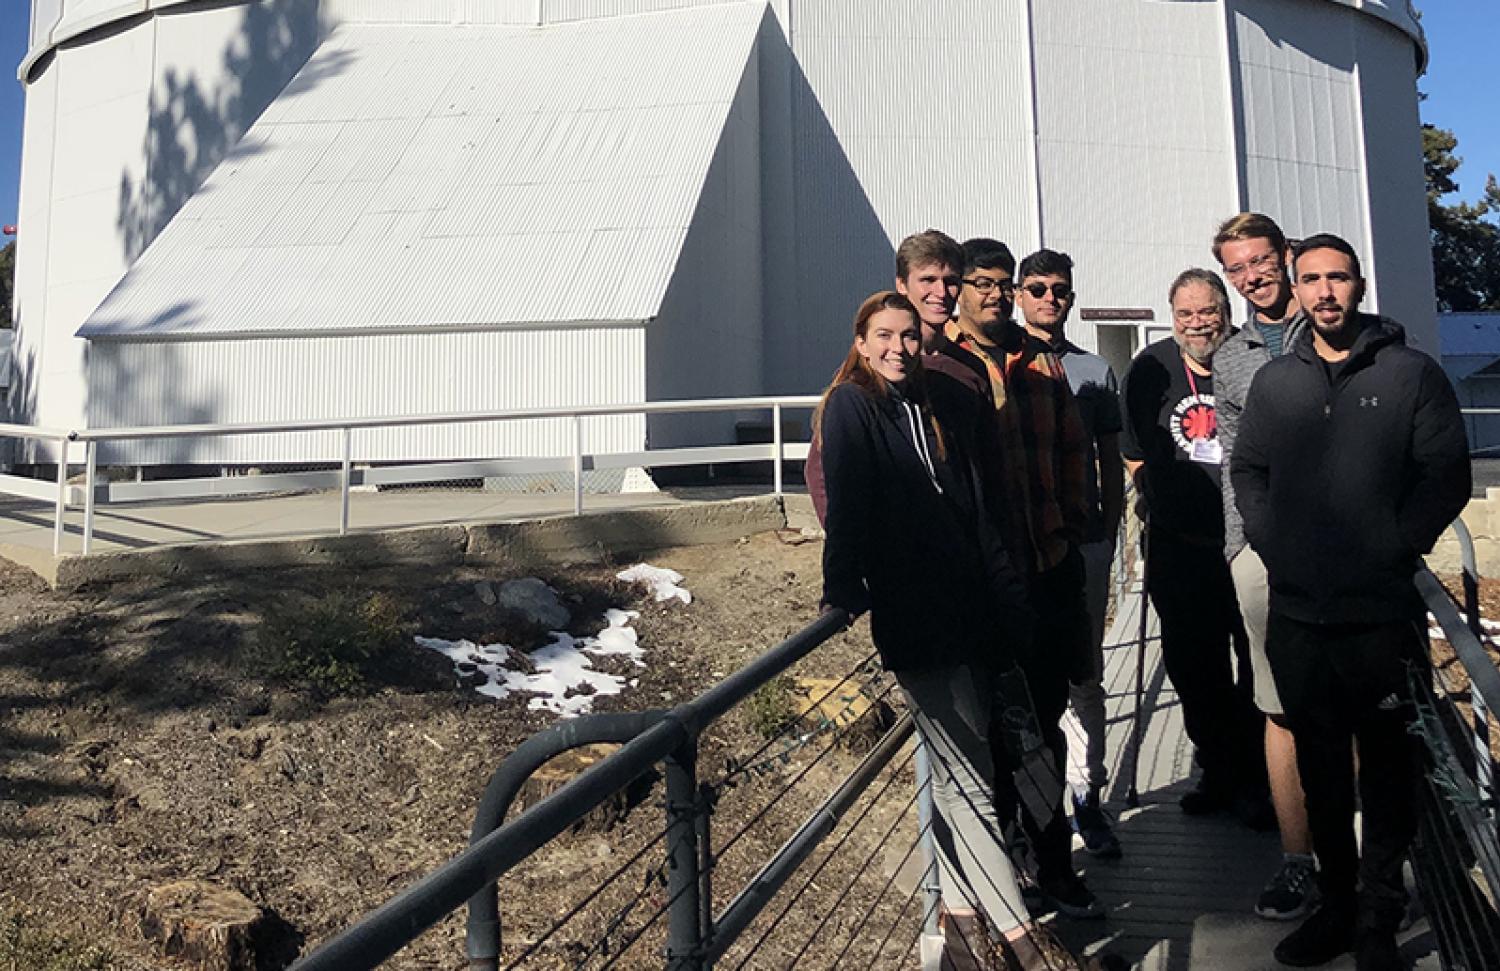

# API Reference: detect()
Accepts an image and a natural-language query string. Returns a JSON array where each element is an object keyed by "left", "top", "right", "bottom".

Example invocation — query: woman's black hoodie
[
  {"left": 819, "top": 380, "right": 1034, "bottom": 672},
  {"left": 1229, "top": 316, "right": 1470, "bottom": 624}
]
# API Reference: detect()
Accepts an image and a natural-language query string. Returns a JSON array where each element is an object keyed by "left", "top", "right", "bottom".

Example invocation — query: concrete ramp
[{"left": 1053, "top": 565, "right": 1442, "bottom": 969}]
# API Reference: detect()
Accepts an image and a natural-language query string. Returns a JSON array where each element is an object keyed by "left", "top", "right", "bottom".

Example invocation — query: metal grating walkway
[{"left": 1051, "top": 567, "right": 1443, "bottom": 970}]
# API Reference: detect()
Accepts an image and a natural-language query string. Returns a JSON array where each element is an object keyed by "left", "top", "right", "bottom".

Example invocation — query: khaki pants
[{"left": 1230, "top": 546, "right": 1283, "bottom": 715}]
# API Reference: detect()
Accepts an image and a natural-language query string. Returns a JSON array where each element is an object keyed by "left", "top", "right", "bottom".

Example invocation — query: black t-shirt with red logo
[{"left": 1119, "top": 336, "right": 1226, "bottom": 545}]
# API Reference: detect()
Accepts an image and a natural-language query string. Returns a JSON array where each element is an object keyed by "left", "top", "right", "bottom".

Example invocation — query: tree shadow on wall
[{"left": 115, "top": 0, "right": 347, "bottom": 261}]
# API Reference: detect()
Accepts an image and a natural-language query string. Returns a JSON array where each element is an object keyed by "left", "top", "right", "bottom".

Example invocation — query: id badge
[{"left": 1190, "top": 438, "right": 1223, "bottom": 465}]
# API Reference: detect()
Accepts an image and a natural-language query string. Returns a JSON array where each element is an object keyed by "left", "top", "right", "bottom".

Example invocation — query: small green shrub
[
  {"left": 255, "top": 590, "right": 405, "bottom": 695},
  {"left": 745, "top": 676, "right": 798, "bottom": 739},
  {"left": 0, "top": 913, "right": 116, "bottom": 971}
]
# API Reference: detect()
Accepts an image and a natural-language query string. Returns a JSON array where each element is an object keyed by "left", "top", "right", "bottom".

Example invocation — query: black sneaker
[
  {"left": 1273, "top": 901, "right": 1356, "bottom": 967},
  {"left": 1255, "top": 857, "right": 1319, "bottom": 921},
  {"left": 1038, "top": 871, "right": 1105, "bottom": 920},
  {"left": 1354, "top": 927, "right": 1402, "bottom": 971},
  {"left": 1179, "top": 778, "right": 1234, "bottom": 816},
  {"left": 1072, "top": 792, "right": 1123, "bottom": 859}
]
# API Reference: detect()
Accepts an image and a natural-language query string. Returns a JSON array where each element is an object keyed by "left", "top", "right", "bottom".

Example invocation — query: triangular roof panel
[{"left": 80, "top": 2, "right": 766, "bottom": 340}]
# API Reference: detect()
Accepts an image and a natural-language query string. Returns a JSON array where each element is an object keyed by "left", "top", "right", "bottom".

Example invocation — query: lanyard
[{"left": 1183, "top": 356, "right": 1205, "bottom": 399}]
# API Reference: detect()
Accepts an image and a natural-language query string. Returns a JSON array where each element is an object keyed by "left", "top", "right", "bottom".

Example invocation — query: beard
[
  {"left": 980, "top": 318, "right": 1014, "bottom": 344},
  {"left": 1176, "top": 329, "right": 1225, "bottom": 366}
]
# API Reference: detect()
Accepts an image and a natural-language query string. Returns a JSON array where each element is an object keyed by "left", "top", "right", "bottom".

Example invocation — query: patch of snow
[
  {"left": 416, "top": 606, "right": 651, "bottom": 716},
  {"left": 413, "top": 637, "right": 531, "bottom": 702},
  {"left": 584, "top": 609, "right": 645, "bottom": 666},
  {"left": 1428, "top": 611, "right": 1500, "bottom": 642},
  {"left": 617, "top": 563, "right": 691, "bottom": 604}
]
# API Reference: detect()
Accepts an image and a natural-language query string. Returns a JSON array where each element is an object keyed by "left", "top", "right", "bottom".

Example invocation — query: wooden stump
[
  {"left": 141, "top": 880, "right": 263, "bottom": 971},
  {"left": 791, "top": 676, "right": 896, "bottom": 753},
  {"left": 517, "top": 744, "right": 658, "bottom": 833}
]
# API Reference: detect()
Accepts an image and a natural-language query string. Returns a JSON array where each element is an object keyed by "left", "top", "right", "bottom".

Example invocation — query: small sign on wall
[{"left": 1080, "top": 308, "right": 1155, "bottom": 321}]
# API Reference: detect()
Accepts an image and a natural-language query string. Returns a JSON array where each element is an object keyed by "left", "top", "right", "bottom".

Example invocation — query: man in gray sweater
[{"left": 1211, "top": 212, "right": 1314, "bottom": 921}]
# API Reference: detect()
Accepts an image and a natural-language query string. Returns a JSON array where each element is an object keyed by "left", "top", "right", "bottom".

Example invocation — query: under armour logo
[{"left": 1361, "top": 396, "right": 1379, "bottom": 407}]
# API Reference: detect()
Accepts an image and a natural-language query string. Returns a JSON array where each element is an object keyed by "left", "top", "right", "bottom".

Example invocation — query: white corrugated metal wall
[
  {"left": 1349, "top": 6, "right": 1436, "bottom": 352},
  {"left": 769, "top": 0, "right": 1039, "bottom": 395},
  {"left": 645, "top": 12, "right": 767, "bottom": 448},
  {"left": 1230, "top": 0, "right": 1435, "bottom": 351},
  {"left": 1231, "top": 0, "right": 1370, "bottom": 270},
  {"left": 1034, "top": 0, "right": 1238, "bottom": 355},
  {"left": 85, "top": 327, "right": 648, "bottom": 464},
  {"left": 321, "top": 0, "right": 758, "bottom": 25},
  {"left": 11, "top": 0, "right": 322, "bottom": 458},
  {"left": 13, "top": 0, "right": 1436, "bottom": 465}
]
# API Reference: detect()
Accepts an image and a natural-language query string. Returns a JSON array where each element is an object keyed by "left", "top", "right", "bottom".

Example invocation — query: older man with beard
[{"left": 1120, "top": 269, "right": 1270, "bottom": 828}]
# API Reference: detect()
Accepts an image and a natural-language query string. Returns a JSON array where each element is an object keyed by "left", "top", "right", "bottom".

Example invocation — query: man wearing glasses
[
  {"left": 1211, "top": 213, "right": 1317, "bottom": 923},
  {"left": 1120, "top": 269, "right": 1270, "bottom": 831},
  {"left": 1014, "top": 249, "right": 1125, "bottom": 861},
  {"left": 941, "top": 238, "right": 1102, "bottom": 921}
]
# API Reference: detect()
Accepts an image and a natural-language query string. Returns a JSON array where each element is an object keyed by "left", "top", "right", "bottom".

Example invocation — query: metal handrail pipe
[
  {"left": 672, "top": 609, "right": 851, "bottom": 736},
  {"left": 464, "top": 710, "right": 670, "bottom": 971},
  {"left": 290, "top": 609, "right": 850, "bottom": 971},
  {"left": 68, "top": 396, "right": 824, "bottom": 443},
  {"left": 1451, "top": 518, "right": 1480, "bottom": 584},
  {"left": 289, "top": 715, "right": 692, "bottom": 971},
  {"left": 1416, "top": 568, "right": 1500, "bottom": 720},
  {"left": 0, "top": 422, "right": 72, "bottom": 440},
  {"left": 1411, "top": 669, "right": 1500, "bottom": 910},
  {"left": 706, "top": 713, "right": 915, "bottom": 963}
]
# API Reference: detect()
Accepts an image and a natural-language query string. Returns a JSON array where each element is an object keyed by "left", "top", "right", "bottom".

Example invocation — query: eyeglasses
[
  {"left": 1022, "top": 282, "right": 1073, "bottom": 300},
  {"left": 962, "top": 277, "right": 1016, "bottom": 296},
  {"left": 1222, "top": 252, "right": 1282, "bottom": 279},
  {"left": 1173, "top": 308, "right": 1224, "bottom": 324}
]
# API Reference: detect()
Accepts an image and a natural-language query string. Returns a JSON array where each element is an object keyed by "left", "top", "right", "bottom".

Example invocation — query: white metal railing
[
  {"left": 1460, "top": 407, "right": 1500, "bottom": 458},
  {"left": 0, "top": 421, "right": 76, "bottom": 557},
  {"left": 0, "top": 397, "right": 821, "bottom": 557}
]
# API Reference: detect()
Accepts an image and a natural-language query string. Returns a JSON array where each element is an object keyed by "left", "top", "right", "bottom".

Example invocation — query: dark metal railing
[
  {"left": 1412, "top": 517, "right": 1500, "bottom": 969},
  {"left": 287, "top": 608, "right": 940, "bottom": 970}
]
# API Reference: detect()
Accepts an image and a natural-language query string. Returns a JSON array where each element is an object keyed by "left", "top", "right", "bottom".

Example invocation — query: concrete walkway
[
  {"left": 1055, "top": 566, "right": 1441, "bottom": 970},
  {"left": 0, "top": 484, "right": 795, "bottom": 587}
]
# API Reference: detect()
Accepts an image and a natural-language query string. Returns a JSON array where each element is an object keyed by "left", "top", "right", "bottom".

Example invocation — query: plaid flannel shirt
[{"left": 944, "top": 319, "right": 1088, "bottom": 574}]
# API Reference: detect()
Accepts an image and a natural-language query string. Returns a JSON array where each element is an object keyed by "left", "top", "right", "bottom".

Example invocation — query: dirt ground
[
  {"left": 1430, "top": 574, "right": 1500, "bottom": 760},
  {"left": 0, "top": 532, "right": 922, "bottom": 970}
]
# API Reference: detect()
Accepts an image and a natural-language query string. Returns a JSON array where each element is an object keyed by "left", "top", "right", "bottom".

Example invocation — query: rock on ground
[{"left": 496, "top": 577, "right": 571, "bottom": 630}]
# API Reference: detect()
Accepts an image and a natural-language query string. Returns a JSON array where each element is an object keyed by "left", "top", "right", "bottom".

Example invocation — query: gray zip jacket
[{"left": 1213, "top": 311, "right": 1307, "bottom": 562}]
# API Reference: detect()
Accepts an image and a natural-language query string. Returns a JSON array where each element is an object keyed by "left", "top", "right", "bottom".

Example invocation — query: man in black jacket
[{"left": 1231, "top": 234, "right": 1471, "bottom": 970}]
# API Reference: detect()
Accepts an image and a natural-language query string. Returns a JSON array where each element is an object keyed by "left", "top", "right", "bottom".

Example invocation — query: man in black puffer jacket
[{"left": 1231, "top": 234, "right": 1471, "bottom": 971}]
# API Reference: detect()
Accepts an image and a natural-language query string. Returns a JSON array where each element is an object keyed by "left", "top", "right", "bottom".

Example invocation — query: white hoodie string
[{"left": 901, "top": 400, "right": 944, "bottom": 495}]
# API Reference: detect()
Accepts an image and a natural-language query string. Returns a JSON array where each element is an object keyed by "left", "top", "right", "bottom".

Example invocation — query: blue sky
[{"left": 1, "top": 3, "right": 1497, "bottom": 234}]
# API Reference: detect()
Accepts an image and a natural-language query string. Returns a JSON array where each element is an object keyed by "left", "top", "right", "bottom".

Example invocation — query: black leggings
[{"left": 1146, "top": 528, "right": 1265, "bottom": 795}]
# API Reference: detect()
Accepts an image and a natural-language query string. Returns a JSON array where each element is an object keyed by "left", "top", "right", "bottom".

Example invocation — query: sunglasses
[{"left": 1023, "top": 282, "right": 1073, "bottom": 300}]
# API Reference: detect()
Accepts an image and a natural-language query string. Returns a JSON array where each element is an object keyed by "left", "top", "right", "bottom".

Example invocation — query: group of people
[{"left": 809, "top": 215, "right": 1472, "bottom": 971}]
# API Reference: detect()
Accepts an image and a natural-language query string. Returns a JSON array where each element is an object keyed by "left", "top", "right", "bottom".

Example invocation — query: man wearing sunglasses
[
  {"left": 942, "top": 238, "right": 1101, "bottom": 921},
  {"left": 1015, "top": 249, "right": 1125, "bottom": 861},
  {"left": 1210, "top": 212, "right": 1317, "bottom": 924}
]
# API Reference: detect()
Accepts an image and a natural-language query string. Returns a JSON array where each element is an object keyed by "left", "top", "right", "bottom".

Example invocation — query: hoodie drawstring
[{"left": 901, "top": 400, "right": 944, "bottom": 495}]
